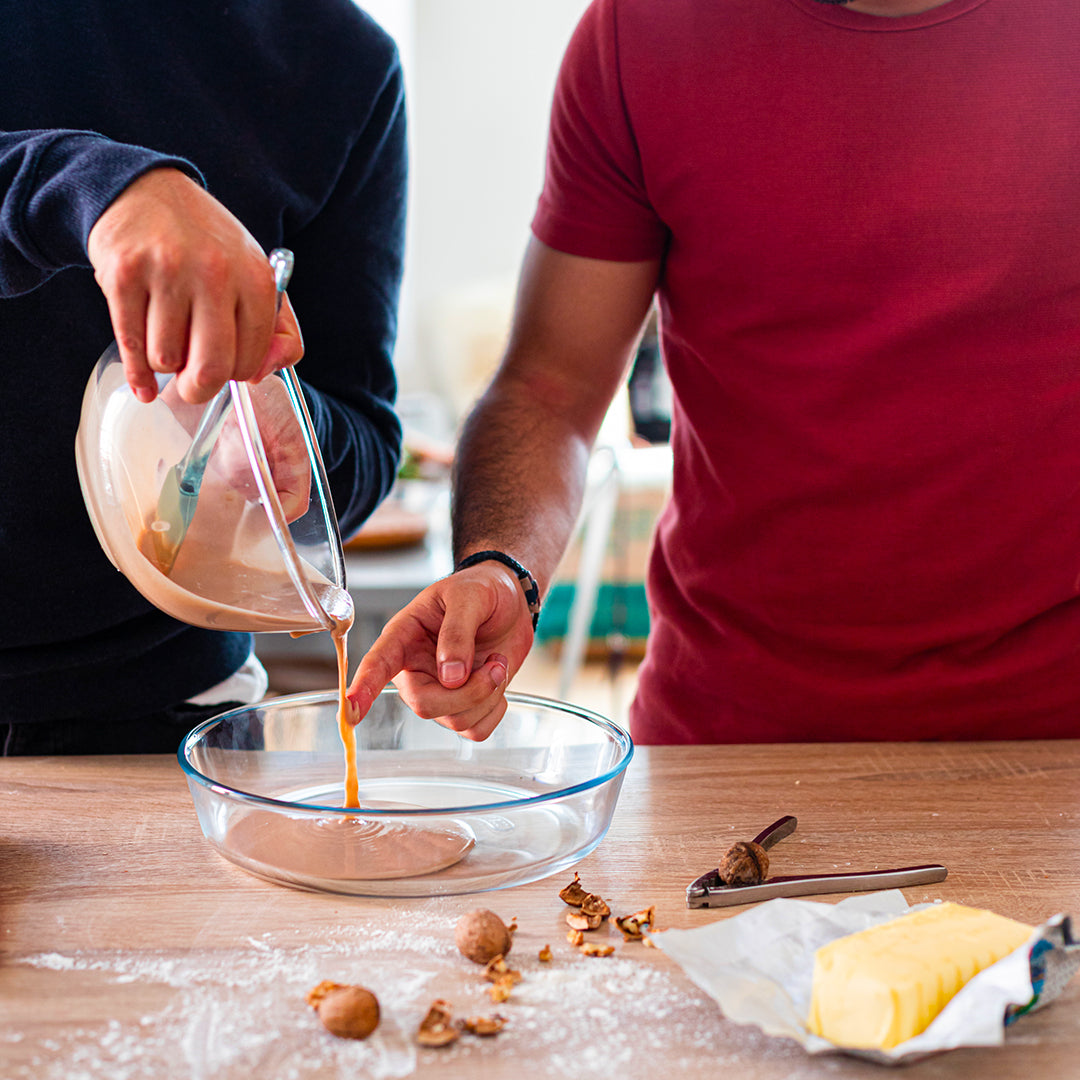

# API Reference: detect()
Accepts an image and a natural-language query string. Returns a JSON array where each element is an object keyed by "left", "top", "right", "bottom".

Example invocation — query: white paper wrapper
[{"left": 651, "top": 891, "right": 1078, "bottom": 1065}]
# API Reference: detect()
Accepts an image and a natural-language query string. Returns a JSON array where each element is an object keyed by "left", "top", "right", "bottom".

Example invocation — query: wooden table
[{"left": 2, "top": 742, "right": 1077, "bottom": 1079}]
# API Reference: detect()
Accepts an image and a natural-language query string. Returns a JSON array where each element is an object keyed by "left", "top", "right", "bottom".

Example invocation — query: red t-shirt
[{"left": 532, "top": 0, "right": 1080, "bottom": 743}]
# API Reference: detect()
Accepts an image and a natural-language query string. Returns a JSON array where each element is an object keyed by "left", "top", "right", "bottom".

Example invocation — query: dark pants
[{"left": 1, "top": 701, "right": 243, "bottom": 756}]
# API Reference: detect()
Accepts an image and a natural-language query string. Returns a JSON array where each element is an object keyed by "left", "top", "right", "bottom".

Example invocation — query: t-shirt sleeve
[
  {"left": 0, "top": 129, "right": 202, "bottom": 297},
  {"left": 531, "top": 0, "right": 667, "bottom": 262}
]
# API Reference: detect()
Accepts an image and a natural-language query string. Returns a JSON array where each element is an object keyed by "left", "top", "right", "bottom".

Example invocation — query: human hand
[
  {"left": 87, "top": 167, "right": 303, "bottom": 405},
  {"left": 157, "top": 373, "right": 312, "bottom": 523},
  {"left": 346, "top": 563, "right": 537, "bottom": 741},
  {"left": 219, "top": 375, "right": 312, "bottom": 523}
]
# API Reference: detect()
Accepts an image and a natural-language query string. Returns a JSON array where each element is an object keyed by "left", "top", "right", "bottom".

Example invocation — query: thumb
[
  {"left": 254, "top": 295, "right": 303, "bottom": 382},
  {"left": 434, "top": 585, "right": 500, "bottom": 687}
]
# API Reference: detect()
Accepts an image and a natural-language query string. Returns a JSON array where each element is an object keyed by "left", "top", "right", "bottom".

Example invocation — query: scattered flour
[{"left": 7, "top": 911, "right": 795, "bottom": 1080}]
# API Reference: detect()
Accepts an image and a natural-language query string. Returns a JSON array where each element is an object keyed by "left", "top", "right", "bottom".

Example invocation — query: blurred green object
[
  {"left": 397, "top": 448, "right": 423, "bottom": 480},
  {"left": 536, "top": 582, "right": 650, "bottom": 643}
]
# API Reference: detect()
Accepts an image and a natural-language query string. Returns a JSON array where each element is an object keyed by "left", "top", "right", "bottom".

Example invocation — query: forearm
[
  {"left": 451, "top": 241, "right": 660, "bottom": 593},
  {"left": 452, "top": 368, "right": 594, "bottom": 593}
]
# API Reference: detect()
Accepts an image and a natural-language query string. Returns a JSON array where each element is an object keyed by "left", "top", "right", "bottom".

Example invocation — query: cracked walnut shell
[
  {"left": 483, "top": 955, "right": 521, "bottom": 985},
  {"left": 566, "top": 910, "right": 603, "bottom": 931},
  {"left": 462, "top": 1014, "right": 508, "bottom": 1036},
  {"left": 581, "top": 894, "right": 611, "bottom": 919},
  {"left": 614, "top": 906, "right": 657, "bottom": 942},
  {"left": 559, "top": 872, "right": 590, "bottom": 907},
  {"left": 579, "top": 941, "right": 615, "bottom": 958},
  {"left": 417, "top": 1000, "right": 460, "bottom": 1047}
]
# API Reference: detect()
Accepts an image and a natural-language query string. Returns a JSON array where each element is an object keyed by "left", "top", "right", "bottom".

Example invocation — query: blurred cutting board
[{"left": 344, "top": 500, "right": 429, "bottom": 550}]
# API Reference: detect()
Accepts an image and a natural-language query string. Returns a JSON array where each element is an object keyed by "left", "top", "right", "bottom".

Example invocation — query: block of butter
[{"left": 807, "top": 902, "right": 1033, "bottom": 1049}]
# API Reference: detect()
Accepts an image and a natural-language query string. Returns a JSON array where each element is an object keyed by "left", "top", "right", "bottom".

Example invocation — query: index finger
[{"left": 346, "top": 623, "right": 414, "bottom": 722}]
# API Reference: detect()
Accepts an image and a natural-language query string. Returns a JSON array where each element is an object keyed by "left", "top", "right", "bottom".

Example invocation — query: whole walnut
[
  {"left": 717, "top": 840, "right": 769, "bottom": 886},
  {"left": 455, "top": 909, "right": 513, "bottom": 965},
  {"left": 306, "top": 982, "right": 380, "bottom": 1040}
]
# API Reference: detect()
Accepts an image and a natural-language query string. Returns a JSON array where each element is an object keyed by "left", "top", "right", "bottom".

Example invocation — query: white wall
[{"left": 362, "top": 1, "right": 591, "bottom": 424}]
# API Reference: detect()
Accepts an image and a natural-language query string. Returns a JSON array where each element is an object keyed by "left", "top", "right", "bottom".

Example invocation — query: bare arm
[
  {"left": 452, "top": 238, "right": 660, "bottom": 585},
  {"left": 347, "top": 238, "right": 659, "bottom": 738}
]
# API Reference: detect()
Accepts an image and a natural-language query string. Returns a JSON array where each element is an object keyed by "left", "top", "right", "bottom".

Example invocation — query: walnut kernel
[
  {"left": 581, "top": 894, "right": 611, "bottom": 919},
  {"left": 455, "top": 909, "right": 513, "bottom": 965},
  {"left": 538, "top": 944, "right": 553, "bottom": 962},
  {"left": 566, "top": 910, "right": 602, "bottom": 931},
  {"left": 579, "top": 942, "right": 615, "bottom": 958},
  {"left": 483, "top": 955, "right": 521, "bottom": 984},
  {"left": 614, "top": 906, "right": 657, "bottom": 942}
]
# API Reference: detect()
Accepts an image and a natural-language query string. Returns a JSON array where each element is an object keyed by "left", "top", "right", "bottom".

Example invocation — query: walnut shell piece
[
  {"left": 581, "top": 894, "right": 611, "bottom": 919},
  {"left": 579, "top": 941, "right": 615, "bottom": 958},
  {"left": 717, "top": 840, "right": 770, "bottom": 886},
  {"left": 614, "top": 906, "right": 657, "bottom": 942},
  {"left": 483, "top": 955, "right": 522, "bottom": 985},
  {"left": 462, "top": 1014, "right": 507, "bottom": 1036},
  {"left": 305, "top": 981, "right": 380, "bottom": 1040},
  {"left": 566, "top": 910, "right": 603, "bottom": 931},
  {"left": 418, "top": 1000, "right": 460, "bottom": 1047},
  {"left": 559, "top": 872, "right": 590, "bottom": 907},
  {"left": 455, "top": 909, "right": 513, "bottom": 965}
]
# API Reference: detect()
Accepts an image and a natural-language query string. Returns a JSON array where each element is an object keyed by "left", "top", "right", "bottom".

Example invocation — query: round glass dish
[{"left": 180, "top": 689, "right": 633, "bottom": 897}]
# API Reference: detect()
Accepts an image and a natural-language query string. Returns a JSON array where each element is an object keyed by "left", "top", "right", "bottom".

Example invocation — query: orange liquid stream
[{"left": 331, "top": 616, "right": 359, "bottom": 809}]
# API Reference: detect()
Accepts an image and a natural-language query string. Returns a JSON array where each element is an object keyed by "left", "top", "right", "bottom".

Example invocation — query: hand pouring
[
  {"left": 686, "top": 815, "right": 947, "bottom": 908},
  {"left": 152, "top": 247, "right": 295, "bottom": 573}
]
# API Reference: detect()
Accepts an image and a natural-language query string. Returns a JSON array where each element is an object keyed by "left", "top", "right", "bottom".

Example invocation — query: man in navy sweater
[{"left": 0, "top": 0, "right": 406, "bottom": 753}]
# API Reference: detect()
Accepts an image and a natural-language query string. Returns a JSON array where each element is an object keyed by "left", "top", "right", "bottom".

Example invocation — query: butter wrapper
[{"left": 651, "top": 890, "right": 1078, "bottom": 1065}]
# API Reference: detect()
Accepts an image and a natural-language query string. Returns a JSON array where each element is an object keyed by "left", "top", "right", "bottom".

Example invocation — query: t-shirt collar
[{"left": 784, "top": 0, "right": 991, "bottom": 30}]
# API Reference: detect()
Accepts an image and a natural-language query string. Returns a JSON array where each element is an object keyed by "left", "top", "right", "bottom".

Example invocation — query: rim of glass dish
[{"left": 178, "top": 688, "right": 634, "bottom": 816}]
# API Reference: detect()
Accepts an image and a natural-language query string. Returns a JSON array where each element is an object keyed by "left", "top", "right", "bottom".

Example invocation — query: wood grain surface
[{"left": 1, "top": 742, "right": 1077, "bottom": 1079}]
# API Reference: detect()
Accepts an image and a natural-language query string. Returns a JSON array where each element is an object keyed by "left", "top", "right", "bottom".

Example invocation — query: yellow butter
[{"left": 807, "top": 902, "right": 1032, "bottom": 1050}]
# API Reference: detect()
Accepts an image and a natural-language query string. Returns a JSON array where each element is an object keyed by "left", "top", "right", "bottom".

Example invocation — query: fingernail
[
  {"left": 490, "top": 661, "right": 507, "bottom": 689},
  {"left": 440, "top": 660, "right": 466, "bottom": 686},
  {"left": 345, "top": 689, "right": 369, "bottom": 723},
  {"left": 135, "top": 386, "right": 156, "bottom": 403}
]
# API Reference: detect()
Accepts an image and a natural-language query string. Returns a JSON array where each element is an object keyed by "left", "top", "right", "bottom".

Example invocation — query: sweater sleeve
[
  {"left": 531, "top": 0, "right": 667, "bottom": 261},
  {"left": 0, "top": 129, "right": 202, "bottom": 297}
]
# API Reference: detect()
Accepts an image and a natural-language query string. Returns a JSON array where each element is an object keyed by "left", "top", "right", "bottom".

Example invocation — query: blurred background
[{"left": 259, "top": 1, "right": 673, "bottom": 722}]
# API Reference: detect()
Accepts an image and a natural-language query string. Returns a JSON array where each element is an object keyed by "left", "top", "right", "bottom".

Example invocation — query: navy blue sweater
[{"left": 0, "top": 0, "right": 405, "bottom": 722}]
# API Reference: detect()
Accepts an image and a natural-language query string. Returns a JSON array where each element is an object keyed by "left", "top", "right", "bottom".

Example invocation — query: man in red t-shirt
[{"left": 350, "top": 0, "right": 1080, "bottom": 744}]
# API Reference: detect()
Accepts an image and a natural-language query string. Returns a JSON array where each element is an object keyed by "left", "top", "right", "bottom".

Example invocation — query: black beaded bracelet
[{"left": 454, "top": 549, "right": 541, "bottom": 631}]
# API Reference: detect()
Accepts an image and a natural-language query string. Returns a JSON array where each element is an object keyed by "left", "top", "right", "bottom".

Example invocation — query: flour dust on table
[{"left": 9, "top": 909, "right": 807, "bottom": 1080}]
